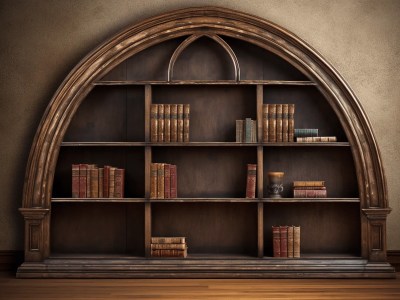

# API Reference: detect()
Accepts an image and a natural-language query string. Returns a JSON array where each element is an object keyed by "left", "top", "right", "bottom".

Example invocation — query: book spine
[
  {"left": 114, "top": 168, "right": 125, "bottom": 198},
  {"left": 150, "top": 104, "right": 158, "bottom": 142},
  {"left": 103, "top": 166, "right": 110, "bottom": 198},
  {"left": 72, "top": 164, "right": 80, "bottom": 198},
  {"left": 280, "top": 226, "right": 288, "bottom": 258},
  {"left": 245, "top": 164, "right": 257, "bottom": 198},
  {"left": 151, "top": 249, "right": 187, "bottom": 258},
  {"left": 151, "top": 237, "right": 186, "bottom": 244},
  {"left": 109, "top": 167, "right": 116, "bottom": 198},
  {"left": 293, "top": 189, "right": 327, "bottom": 198},
  {"left": 296, "top": 136, "right": 337, "bottom": 142},
  {"left": 276, "top": 104, "right": 283, "bottom": 142},
  {"left": 293, "top": 186, "right": 326, "bottom": 190},
  {"left": 151, "top": 243, "right": 187, "bottom": 250},
  {"left": 236, "top": 120, "right": 244, "bottom": 143},
  {"left": 272, "top": 226, "right": 281, "bottom": 257},
  {"left": 293, "top": 181, "right": 325, "bottom": 187},
  {"left": 86, "top": 165, "right": 92, "bottom": 198},
  {"left": 245, "top": 118, "right": 252, "bottom": 143},
  {"left": 293, "top": 226, "right": 301, "bottom": 258},
  {"left": 90, "top": 167, "right": 99, "bottom": 198},
  {"left": 177, "top": 104, "right": 184, "bottom": 142},
  {"left": 262, "top": 104, "right": 269, "bottom": 142},
  {"left": 150, "top": 163, "right": 158, "bottom": 199},
  {"left": 164, "top": 104, "right": 171, "bottom": 143},
  {"left": 282, "top": 104, "right": 289, "bottom": 142},
  {"left": 164, "top": 164, "right": 171, "bottom": 199},
  {"left": 287, "top": 226, "right": 294, "bottom": 258},
  {"left": 98, "top": 168, "right": 104, "bottom": 198},
  {"left": 158, "top": 104, "right": 164, "bottom": 142},
  {"left": 170, "top": 164, "right": 177, "bottom": 198},
  {"left": 170, "top": 104, "right": 178, "bottom": 142},
  {"left": 268, "top": 104, "right": 277, "bottom": 142},
  {"left": 157, "top": 163, "right": 165, "bottom": 199},
  {"left": 183, "top": 104, "right": 190, "bottom": 142},
  {"left": 294, "top": 128, "right": 319, "bottom": 138},
  {"left": 252, "top": 120, "right": 257, "bottom": 142},
  {"left": 288, "top": 104, "right": 295, "bottom": 142}
]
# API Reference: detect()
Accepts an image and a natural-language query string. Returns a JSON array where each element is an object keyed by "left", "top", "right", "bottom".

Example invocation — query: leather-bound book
[
  {"left": 151, "top": 243, "right": 187, "bottom": 250},
  {"left": 268, "top": 104, "right": 277, "bottom": 142},
  {"left": 288, "top": 104, "right": 295, "bottom": 142},
  {"left": 272, "top": 226, "right": 281, "bottom": 257},
  {"left": 177, "top": 104, "right": 184, "bottom": 142},
  {"left": 282, "top": 104, "right": 289, "bottom": 142},
  {"left": 86, "top": 164, "right": 96, "bottom": 198},
  {"left": 151, "top": 248, "right": 187, "bottom": 258},
  {"left": 158, "top": 104, "right": 164, "bottom": 142},
  {"left": 114, "top": 168, "right": 125, "bottom": 198},
  {"left": 252, "top": 120, "right": 257, "bottom": 142},
  {"left": 109, "top": 167, "right": 116, "bottom": 198},
  {"left": 262, "top": 104, "right": 269, "bottom": 142},
  {"left": 164, "top": 164, "right": 171, "bottom": 199},
  {"left": 280, "top": 226, "right": 288, "bottom": 257},
  {"left": 157, "top": 163, "right": 165, "bottom": 199},
  {"left": 245, "top": 164, "right": 257, "bottom": 198},
  {"left": 293, "top": 226, "right": 301, "bottom": 258},
  {"left": 183, "top": 104, "right": 190, "bottom": 142},
  {"left": 170, "top": 164, "right": 177, "bottom": 198},
  {"left": 103, "top": 166, "right": 111, "bottom": 198},
  {"left": 150, "top": 163, "right": 158, "bottom": 199},
  {"left": 293, "top": 181, "right": 325, "bottom": 188},
  {"left": 276, "top": 104, "right": 283, "bottom": 142},
  {"left": 150, "top": 104, "right": 158, "bottom": 142},
  {"left": 151, "top": 237, "right": 186, "bottom": 244},
  {"left": 72, "top": 164, "right": 80, "bottom": 198},
  {"left": 287, "top": 226, "right": 294, "bottom": 258},
  {"left": 90, "top": 167, "right": 99, "bottom": 198},
  {"left": 79, "top": 164, "right": 88, "bottom": 198},
  {"left": 293, "top": 189, "right": 327, "bottom": 198},
  {"left": 164, "top": 104, "right": 171, "bottom": 142},
  {"left": 98, "top": 168, "right": 104, "bottom": 198},
  {"left": 170, "top": 104, "right": 178, "bottom": 142},
  {"left": 245, "top": 118, "right": 252, "bottom": 143}
]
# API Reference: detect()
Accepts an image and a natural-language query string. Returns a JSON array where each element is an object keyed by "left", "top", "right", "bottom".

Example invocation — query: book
[
  {"left": 177, "top": 104, "right": 184, "bottom": 142},
  {"left": 293, "top": 186, "right": 326, "bottom": 190},
  {"left": 276, "top": 104, "right": 283, "bottom": 142},
  {"left": 246, "top": 164, "right": 257, "bottom": 198},
  {"left": 109, "top": 167, "right": 116, "bottom": 198},
  {"left": 151, "top": 243, "right": 187, "bottom": 250},
  {"left": 268, "top": 104, "right": 277, "bottom": 142},
  {"left": 103, "top": 165, "right": 110, "bottom": 198},
  {"left": 72, "top": 164, "right": 80, "bottom": 198},
  {"left": 183, "top": 104, "right": 190, "bottom": 142},
  {"left": 151, "top": 237, "right": 186, "bottom": 244},
  {"left": 236, "top": 120, "right": 244, "bottom": 143},
  {"left": 90, "top": 167, "right": 99, "bottom": 198},
  {"left": 164, "top": 164, "right": 171, "bottom": 199},
  {"left": 151, "top": 248, "right": 187, "bottom": 258},
  {"left": 157, "top": 163, "right": 165, "bottom": 199},
  {"left": 164, "top": 104, "right": 171, "bottom": 142},
  {"left": 262, "top": 104, "right": 269, "bottom": 142},
  {"left": 282, "top": 104, "right": 289, "bottom": 142},
  {"left": 245, "top": 118, "right": 252, "bottom": 143},
  {"left": 158, "top": 104, "right": 164, "bottom": 142},
  {"left": 294, "top": 128, "right": 318, "bottom": 138},
  {"left": 287, "top": 226, "right": 294, "bottom": 258},
  {"left": 280, "top": 226, "right": 288, "bottom": 257},
  {"left": 293, "top": 226, "right": 301, "bottom": 258},
  {"left": 114, "top": 168, "right": 125, "bottom": 198},
  {"left": 150, "top": 163, "right": 158, "bottom": 199},
  {"left": 288, "top": 104, "right": 295, "bottom": 142},
  {"left": 296, "top": 136, "right": 337, "bottom": 142},
  {"left": 170, "top": 164, "right": 177, "bottom": 198},
  {"left": 293, "top": 189, "right": 327, "bottom": 198},
  {"left": 272, "top": 226, "right": 280, "bottom": 257},
  {"left": 98, "top": 168, "right": 104, "bottom": 198},
  {"left": 150, "top": 104, "right": 158, "bottom": 142},
  {"left": 170, "top": 104, "right": 178, "bottom": 142},
  {"left": 293, "top": 181, "right": 325, "bottom": 187},
  {"left": 252, "top": 120, "right": 257, "bottom": 142}
]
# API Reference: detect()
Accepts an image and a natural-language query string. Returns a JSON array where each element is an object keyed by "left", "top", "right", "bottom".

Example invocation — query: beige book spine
[
  {"left": 293, "top": 226, "right": 301, "bottom": 258},
  {"left": 287, "top": 226, "right": 294, "bottom": 258}
]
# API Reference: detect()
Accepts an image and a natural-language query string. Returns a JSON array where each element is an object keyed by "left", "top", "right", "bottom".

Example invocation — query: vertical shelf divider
[
  {"left": 256, "top": 85, "right": 264, "bottom": 258},
  {"left": 144, "top": 84, "right": 152, "bottom": 257}
]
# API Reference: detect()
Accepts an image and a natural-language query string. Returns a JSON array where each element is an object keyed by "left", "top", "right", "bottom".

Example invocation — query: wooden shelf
[
  {"left": 94, "top": 80, "right": 317, "bottom": 86},
  {"left": 150, "top": 198, "right": 258, "bottom": 203},
  {"left": 60, "top": 142, "right": 350, "bottom": 147},
  {"left": 52, "top": 198, "right": 146, "bottom": 203},
  {"left": 262, "top": 198, "right": 360, "bottom": 203}
]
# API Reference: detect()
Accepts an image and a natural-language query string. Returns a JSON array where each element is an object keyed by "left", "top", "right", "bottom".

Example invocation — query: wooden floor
[{"left": 1, "top": 273, "right": 399, "bottom": 300}]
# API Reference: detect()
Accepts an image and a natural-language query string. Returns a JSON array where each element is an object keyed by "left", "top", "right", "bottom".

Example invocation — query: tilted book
[
  {"left": 72, "top": 164, "right": 80, "bottom": 198},
  {"left": 158, "top": 104, "right": 165, "bottom": 142},
  {"left": 90, "top": 167, "right": 99, "bottom": 198},
  {"left": 151, "top": 243, "right": 187, "bottom": 250},
  {"left": 245, "top": 164, "right": 257, "bottom": 198},
  {"left": 177, "top": 104, "right": 184, "bottom": 142},
  {"left": 150, "top": 163, "right": 158, "bottom": 199},
  {"left": 150, "top": 104, "right": 158, "bottom": 142},
  {"left": 287, "top": 226, "right": 294, "bottom": 258},
  {"left": 164, "top": 104, "right": 171, "bottom": 143},
  {"left": 276, "top": 104, "right": 283, "bottom": 142},
  {"left": 170, "top": 164, "right": 177, "bottom": 198},
  {"left": 157, "top": 163, "right": 165, "bottom": 199},
  {"left": 272, "top": 226, "right": 281, "bottom": 257},
  {"left": 183, "top": 104, "right": 190, "bottom": 142},
  {"left": 262, "top": 104, "right": 269, "bottom": 142},
  {"left": 151, "top": 237, "right": 186, "bottom": 244},
  {"left": 114, "top": 168, "right": 125, "bottom": 198},
  {"left": 170, "top": 104, "right": 178, "bottom": 142},
  {"left": 288, "top": 104, "right": 295, "bottom": 142},
  {"left": 268, "top": 104, "right": 277, "bottom": 142},
  {"left": 280, "top": 226, "right": 288, "bottom": 258},
  {"left": 293, "top": 226, "right": 301, "bottom": 258},
  {"left": 293, "top": 181, "right": 325, "bottom": 188},
  {"left": 164, "top": 164, "right": 171, "bottom": 199},
  {"left": 282, "top": 104, "right": 289, "bottom": 142}
]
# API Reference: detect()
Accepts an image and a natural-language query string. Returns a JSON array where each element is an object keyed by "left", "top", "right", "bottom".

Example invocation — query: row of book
[
  {"left": 262, "top": 104, "right": 295, "bottom": 142},
  {"left": 272, "top": 225, "right": 300, "bottom": 258},
  {"left": 294, "top": 128, "right": 337, "bottom": 143},
  {"left": 151, "top": 237, "right": 187, "bottom": 258},
  {"left": 236, "top": 118, "right": 257, "bottom": 143},
  {"left": 150, "top": 163, "right": 178, "bottom": 199},
  {"left": 151, "top": 104, "right": 190, "bottom": 143},
  {"left": 293, "top": 180, "right": 327, "bottom": 198},
  {"left": 72, "top": 164, "right": 125, "bottom": 198}
]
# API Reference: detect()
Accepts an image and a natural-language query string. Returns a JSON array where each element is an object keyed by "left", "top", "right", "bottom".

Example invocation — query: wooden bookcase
[{"left": 18, "top": 7, "right": 395, "bottom": 278}]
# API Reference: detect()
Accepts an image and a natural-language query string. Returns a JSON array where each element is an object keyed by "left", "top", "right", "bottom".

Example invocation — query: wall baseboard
[{"left": 1, "top": 250, "right": 399, "bottom": 273}]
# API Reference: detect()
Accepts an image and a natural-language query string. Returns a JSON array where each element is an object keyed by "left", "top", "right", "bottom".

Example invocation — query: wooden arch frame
[{"left": 20, "top": 7, "right": 390, "bottom": 267}]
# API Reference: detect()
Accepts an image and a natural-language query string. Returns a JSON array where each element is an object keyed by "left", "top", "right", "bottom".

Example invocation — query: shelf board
[
  {"left": 52, "top": 198, "right": 258, "bottom": 203},
  {"left": 52, "top": 198, "right": 146, "bottom": 203},
  {"left": 264, "top": 253, "right": 361, "bottom": 259},
  {"left": 94, "top": 80, "right": 317, "bottom": 86},
  {"left": 262, "top": 198, "right": 360, "bottom": 203},
  {"left": 149, "top": 198, "right": 258, "bottom": 203},
  {"left": 262, "top": 142, "right": 350, "bottom": 147}
]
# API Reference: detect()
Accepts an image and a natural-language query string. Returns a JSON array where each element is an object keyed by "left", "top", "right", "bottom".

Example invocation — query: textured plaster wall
[{"left": 0, "top": 0, "right": 399, "bottom": 250}]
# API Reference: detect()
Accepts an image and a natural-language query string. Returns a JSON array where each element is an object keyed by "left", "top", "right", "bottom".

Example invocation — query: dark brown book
[
  {"left": 293, "top": 226, "right": 301, "bottom": 258},
  {"left": 170, "top": 104, "right": 178, "bottom": 142},
  {"left": 236, "top": 120, "right": 244, "bottom": 142},
  {"left": 251, "top": 120, "right": 257, "bottom": 142},
  {"left": 282, "top": 104, "right": 289, "bottom": 142},
  {"left": 280, "top": 226, "right": 288, "bottom": 258},
  {"left": 157, "top": 163, "right": 165, "bottom": 199},
  {"left": 114, "top": 168, "right": 125, "bottom": 198},
  {"left": 150, "top": 104, "right": 158, "bottom": 142},
  {"left": 287, "top": 226, "right": 294, "bottom": 258},
  {"left": 164, "top": 104, "right": 171, "bottom": 142},
  {"left": 183, "top": 104, "right": 190, "bottom": 142},
  {"left": 150, "top": 163, "right": 158, "bottom": 199},
  {"left": 151, "top": 248, "right": 187, "bottom": 258},
  {"left": 86, "top": 164, "right": 97, "bottom": 198},
  {"left": 288, "top": 104, "right": 295, "bottom": 142},
  {"left": 72, "top": 164, "right": 80, "bottom": 198},
  {"left": 98, "top": 168, "right": 104, "bottom": 198},
  {"left": 164, "top": 164, "right": 171, "bottom": 199},
  {"left": 90, "top": 167, "right": 99, "bottom": 198},
  {"left": 79, "top": 164, "right": 88, "bottom": 198},
  {"left": 177, "top": 104, "right": 184, "bottom": 142},
  {"left": 109, "top": 167, "right": 116, "bottom": 198},
  {"left": 276, "top": 104, "right": 283, "bottom": 142},
  {"left": 262, "top": 104, "right": 269, "bottom": 142},
  {"left": 268, "top": 104, "right": 277, "bottom": 142},
  {"left": 272, "top": 226, "right": 280, "bottom": 257},
  {"left": 151, "top": 243, "right": 187, "bottom": 250},
  {"left": 151, "top": 237, "right": 186, "bottom": 244},
  {"left": 293, "top": 189, "right": 327, "bottom": 198},
  {"left": 170, "top": 164, "right": 177, "bottom": 198},
  {"left": 158, "top": 104, "right": 164, "bottom": 142},
  {"left": 103, "top": 165, "right": 110, "bottom": 198},
  {"left": 245, "top": 164, "right": 257, "bottom": 198}
]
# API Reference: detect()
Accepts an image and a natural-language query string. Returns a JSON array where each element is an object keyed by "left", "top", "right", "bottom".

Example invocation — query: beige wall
[{"left": 1, "top": 0, "right": 399, "bottom": 250}]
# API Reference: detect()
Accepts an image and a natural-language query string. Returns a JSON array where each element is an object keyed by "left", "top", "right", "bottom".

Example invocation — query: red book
[
  {"left": 293, "top": 189, "right": 327, "bottom": 198},
  {"left": 164, "top": 164, "right": 171, "bottom": 199},
  {"left": 170, "top": 164, "right": 177, "bottom": 198},
  {"left": 280, "top": 226, "right": 288, "bottom": 257},
  {"left": 72, "top": 164, "right": 80, "bottom": 198},
  {"left": 245, "top": 164, "right": 257, "bottom": 198},
  {"left": 114, "top": 168, "right": 125, "bottom": 198},
  {"left": 272, "top": 226, "right": 280, "bottom": 257},
  {"left": 78, "top": 164, "right": 88, "bottom": 198},
  {"left": 103, "top": 166, "right": 111, "bottom": 198}
]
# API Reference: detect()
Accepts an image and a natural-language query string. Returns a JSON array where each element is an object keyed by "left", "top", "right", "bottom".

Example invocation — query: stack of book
[
  {"left": 236, "top": 118, "right": 257, "bottom": 143},
  {"left": 150, "top": 163, "right": 177, "bottom": 199},
  {"left": 294, "top": 128, "right": 337, "bottom": 143},
  {"left": 272, "top": 225, "right": 300, "bottom": 258},
  {"left": 151, "top": 237, "right": 188, "bottom": 258},
  {"left": 262, "top": 104, "right": 295, "bottom": 142},
  {"left": 293, "top": 181, "right": 327, "bottom": 198},
  {"left": 151, "top": 104, "right": 190, "bottom": 142},
  {"left": 72, "top": 164, "right": 125, "bottom": 198},
  {"left": 245, "top": 164, "right": 257, "bottom": 198}
]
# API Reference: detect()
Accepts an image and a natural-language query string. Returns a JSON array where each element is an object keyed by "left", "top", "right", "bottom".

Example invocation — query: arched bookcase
[{"left": 18, "top": 7, "right": 394, "bottom": 278}]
